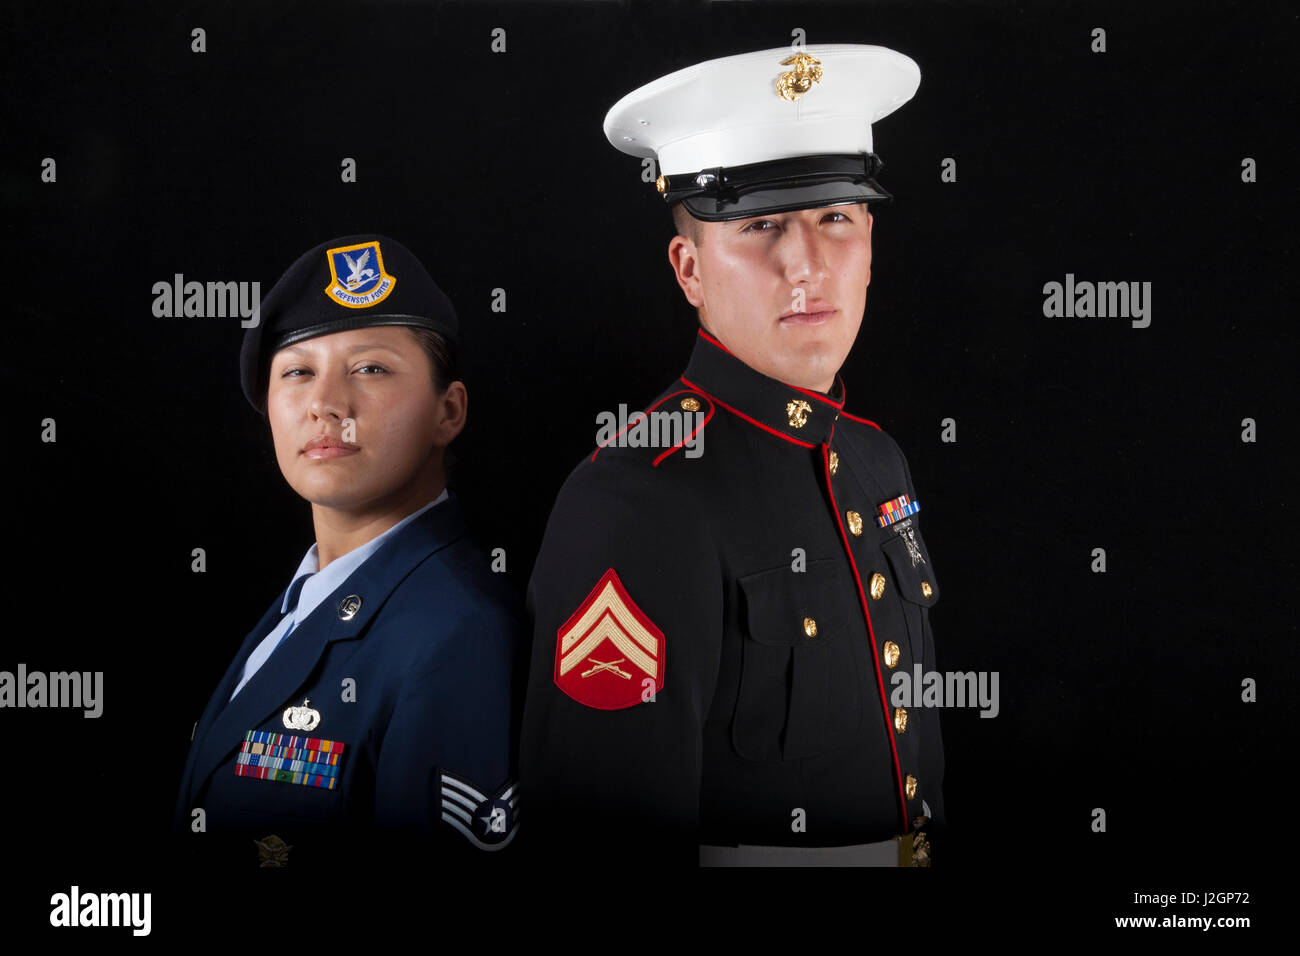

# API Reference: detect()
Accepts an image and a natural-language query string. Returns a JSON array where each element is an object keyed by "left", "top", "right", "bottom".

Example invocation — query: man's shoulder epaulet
[{"left": 589, "top": 385, "right": 715, "bottom": 468}]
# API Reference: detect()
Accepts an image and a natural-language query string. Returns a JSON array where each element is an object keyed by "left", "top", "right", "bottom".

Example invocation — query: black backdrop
[{"left": 4, "top": 0, "right": 1294, "bottom": 939}]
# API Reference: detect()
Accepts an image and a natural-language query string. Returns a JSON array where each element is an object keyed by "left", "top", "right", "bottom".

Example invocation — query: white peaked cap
[{"left": 603, "top": 44, "right": 921, "bottom": 221}]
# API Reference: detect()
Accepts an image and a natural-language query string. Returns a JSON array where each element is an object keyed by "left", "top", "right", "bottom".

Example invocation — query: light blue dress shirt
[{"left": 229, "top": 490, "right": 449, "bottom": 700}]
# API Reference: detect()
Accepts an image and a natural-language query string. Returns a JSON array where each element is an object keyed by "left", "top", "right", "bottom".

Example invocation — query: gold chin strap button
[
  {"left": 905, "top": 774, "right": 918, "bottom": 800},
  {"left": 655, "top": 174, "right": 669, "bottom": 194},
  {"left": 802, "top": 617, "right": 817, "bottom": 638},
  {"left": 869, "top": 572, "right": 886, "bottom": 600},
  {"left": 846, "top": 511, "right": 863, "bottom": 536},
  {"left": 883, "top": 640, "right": 900, "bottom": 668},
  {"left": 680, "top": 396, "right": 701, "bottom": 412},
  {"left": 920, "top": 581, "right": 933, "bottom": 598},
  {"left": 828, "top": 450, "right": 839, "bottom": 475},
  {"left": 894, "top": 706, "right": 908, "bottom": 734}
]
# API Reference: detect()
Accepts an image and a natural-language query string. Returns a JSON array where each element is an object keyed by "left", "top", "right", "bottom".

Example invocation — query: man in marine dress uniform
[{"left": 521, "top": 45, "right": 945, "bottom": 866}]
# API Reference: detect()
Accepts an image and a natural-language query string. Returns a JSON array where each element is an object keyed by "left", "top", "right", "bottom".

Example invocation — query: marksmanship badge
[{"left": 878, "top": 495, "right": 926, "bottom": 567}]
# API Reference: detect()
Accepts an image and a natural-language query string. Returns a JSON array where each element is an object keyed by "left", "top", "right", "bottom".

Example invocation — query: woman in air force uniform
[{"left": 173, "top": 235, "right": 521, "bottom": 862}]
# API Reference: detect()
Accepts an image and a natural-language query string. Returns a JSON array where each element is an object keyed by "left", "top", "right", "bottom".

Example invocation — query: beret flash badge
[
  {"left": 554, "top": 568, "right": 664, "bottom": 710},
  {"left": 323, "top": 240, "right": 396, "bottom": 308}
]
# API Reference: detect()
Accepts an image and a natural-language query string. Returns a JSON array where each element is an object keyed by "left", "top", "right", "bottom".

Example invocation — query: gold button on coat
[
  {"left": 828, "top": 450, "right": 839, "bottom": 475},
  {"left": 846, "top": 511, "right": 863, "bottom": 536},
  {"left": 869, "top": 572, "right": 886, "bottom": 600},
  {"left": 921, "top": 581, "right": 933, "bottom": 598},
  {"left": 905, "top": 774, "right": 918, "bottom": 799},
  {"left": 803, "top": 617, "right": 817, "bottom": 638},
  {"left": 883, "top": 641, "right": 900, "bottom": 668},
  {"left": 894, "top": 707, "right": 909, "bottom": 733},
  {"left": 680, "top": 396, "right": 701, "bottom": 412}
]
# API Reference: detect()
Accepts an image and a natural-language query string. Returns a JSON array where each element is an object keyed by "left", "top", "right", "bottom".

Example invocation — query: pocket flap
[
  {"left": 739, "top": 559, "right": 851, "bottom": 646},
  {"left": 881, "top": 533, "right": 940, "bottom": 607}
]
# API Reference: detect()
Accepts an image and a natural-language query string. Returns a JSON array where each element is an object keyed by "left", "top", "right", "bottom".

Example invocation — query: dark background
[{"left": 3, "top": 0, "right": 1294, "bottom": 937}]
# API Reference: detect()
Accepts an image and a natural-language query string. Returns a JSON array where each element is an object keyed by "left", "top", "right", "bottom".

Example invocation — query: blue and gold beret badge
[{"left": 323, "top": 240, "right": 396, "bottom": 308}]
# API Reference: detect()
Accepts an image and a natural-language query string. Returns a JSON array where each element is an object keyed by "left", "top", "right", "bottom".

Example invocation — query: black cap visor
[
  {"left": 682, "top": 179, "right": 890, "bottom": 222},
  {"left": 664, "top": 152, "right": 891, "bottom": 222}
]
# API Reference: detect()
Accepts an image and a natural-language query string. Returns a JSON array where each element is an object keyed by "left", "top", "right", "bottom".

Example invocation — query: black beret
[{"left": 239, "top": 234, "right": 458, "bottom": 413}]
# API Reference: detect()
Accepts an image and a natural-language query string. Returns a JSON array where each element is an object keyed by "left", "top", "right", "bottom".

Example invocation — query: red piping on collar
[
  {"left": 839, "top": 410, "right": 882, "bottom": 431},
  {"left": 695, "top": 328, "right": 846, "bottom": 410},
  {"left": 787, "top": 380, "right": 845, "bottom": 410},
  {"left": 696, "top": 327, "right": 735, "bottom": 356},
  {"left": 680, "top": 375, "right": 817, "bottom": 449}
]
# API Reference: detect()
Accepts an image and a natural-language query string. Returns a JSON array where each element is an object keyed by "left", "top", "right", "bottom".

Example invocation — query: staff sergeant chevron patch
[
  {"left": 554, "top": 568, "right": 664, "bottom": 710},
  {"left": 439, "top": 771, "right": 519, "bottom": 851}
]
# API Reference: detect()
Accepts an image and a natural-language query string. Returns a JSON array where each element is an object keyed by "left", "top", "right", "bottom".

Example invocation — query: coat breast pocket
[
  {"left": 732, "top": 558, "right": 863, "bottom": 761},
  {"left": 879, "top": 519, "right": 940, "bottom": 665}
]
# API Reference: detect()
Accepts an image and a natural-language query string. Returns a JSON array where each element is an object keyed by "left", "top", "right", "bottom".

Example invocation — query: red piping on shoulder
[
  {"left": 653, "top": 392, "right": 714, "bottom": 468},
  {"left": 591, "top": 389, "right": 715, "bottom": 464},
  {"left": 680, "top": 375, "right": 817, "bottom": 449},
  {"left": 839, "top": 410, "right": 882, "bottom": 430}
]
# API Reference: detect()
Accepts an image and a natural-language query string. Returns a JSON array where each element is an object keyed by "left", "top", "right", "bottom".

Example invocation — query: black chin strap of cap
[{"left": 661, "top": 152, "right": 884, "bottom": 205}]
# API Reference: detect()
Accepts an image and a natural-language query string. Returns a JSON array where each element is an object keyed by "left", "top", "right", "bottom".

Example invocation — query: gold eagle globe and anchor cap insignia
[
  {"left": 603, "top": 45, "right": 920, "bottom": 222},
  {"left": 776, "top": 52, "right": 823, "bottom": 101}
]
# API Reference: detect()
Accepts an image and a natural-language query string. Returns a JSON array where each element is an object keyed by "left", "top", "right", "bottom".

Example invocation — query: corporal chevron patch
[{"left": 553, "top": 568, "right": 664, "bottom": 710}]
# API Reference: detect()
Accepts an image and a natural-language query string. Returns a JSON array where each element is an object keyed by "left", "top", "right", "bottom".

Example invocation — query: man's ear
[{"left": 668, "top": 235, "right": 705, "bottom": 308}]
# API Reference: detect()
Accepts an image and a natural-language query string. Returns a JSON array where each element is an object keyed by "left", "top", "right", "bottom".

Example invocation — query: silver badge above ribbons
[{"left": 283, "top": 698, "right": 321, "bottom": 731}]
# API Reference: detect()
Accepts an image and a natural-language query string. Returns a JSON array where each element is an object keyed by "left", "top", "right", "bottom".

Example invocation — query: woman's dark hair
[
  {"left": 405, "top": 326, "right": 460, "bottom": 392},
  {"left": 405, "top": 326, "right": 462, "bottom": 480}
]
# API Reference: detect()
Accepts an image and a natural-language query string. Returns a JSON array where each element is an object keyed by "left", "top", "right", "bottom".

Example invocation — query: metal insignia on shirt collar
[
  {"left": 786, "top": 399, "right": 812, "bottom": 428},
  {"left": 283, "top": 698, "right": 321, "bottom": 731},
  {"left": 338, "top": 594, "right": 362, "bottom": 621}
]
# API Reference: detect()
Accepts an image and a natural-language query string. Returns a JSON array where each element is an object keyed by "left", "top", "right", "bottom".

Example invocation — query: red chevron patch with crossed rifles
[{"left": 554, "top": 568, "right": 664, "bottom": 710}]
